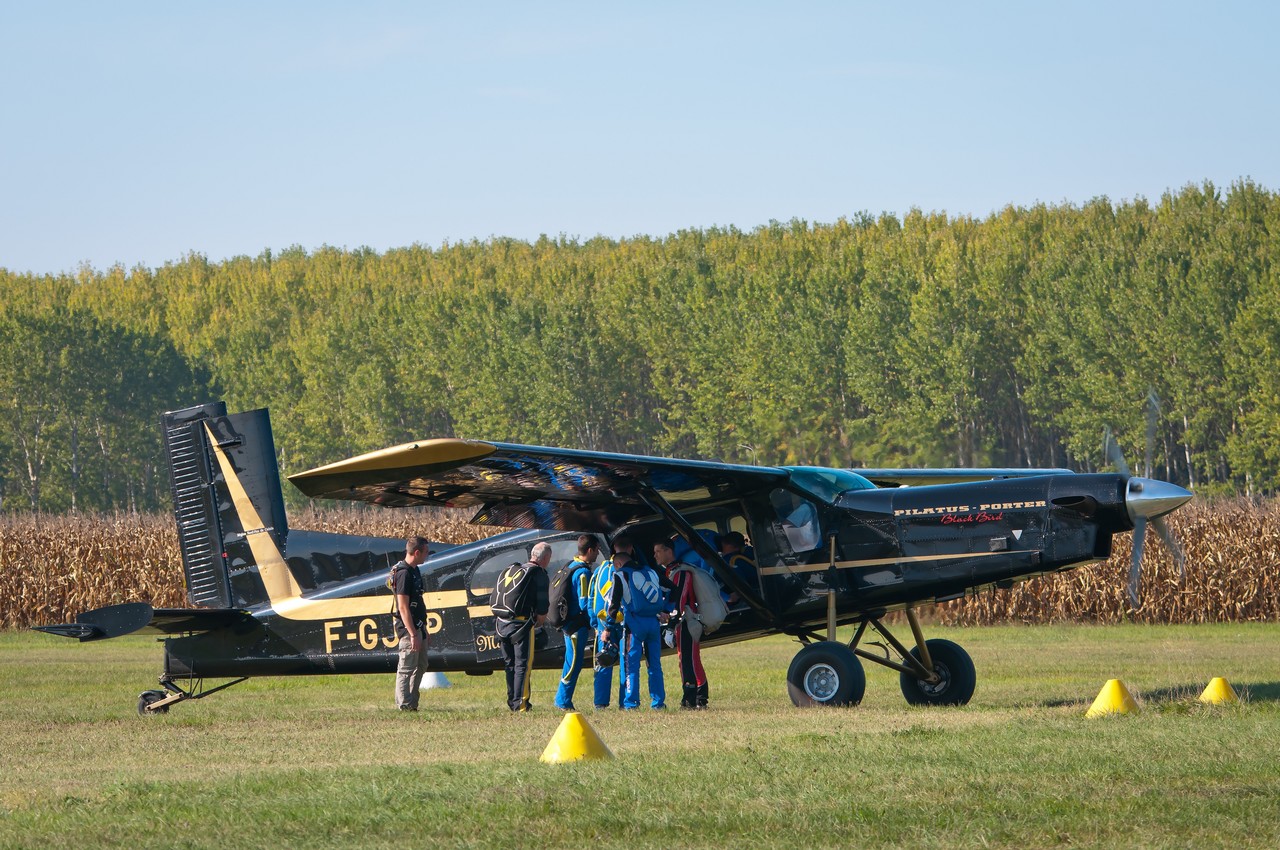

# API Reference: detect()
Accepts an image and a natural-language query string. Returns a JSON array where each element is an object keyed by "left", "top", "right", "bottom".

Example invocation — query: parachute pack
[
  {"left": 488, "top": 562, "right": 535, "bottom": 620},
  {"left": 620, "top": 564, "right": 666, "bottom": 617},
  {"left": 589, "top": 561, "right": 622, "bottom": 626},
  {"left": 546, "top": 560, "right": 589, "bottom": 630},
  {"left": 672, "top": 564, "right": 727, "bottom": 634}
]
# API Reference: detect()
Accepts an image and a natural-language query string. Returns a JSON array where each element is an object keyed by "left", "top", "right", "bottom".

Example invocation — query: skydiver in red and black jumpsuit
[{"left": 654, "top": 539, "right": 708, "bottom": 709}]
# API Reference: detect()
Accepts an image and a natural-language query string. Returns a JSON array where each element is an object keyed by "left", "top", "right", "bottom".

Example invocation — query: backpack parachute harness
[{"left": 489, "top": 562, "right": 535, "bottom": 620}]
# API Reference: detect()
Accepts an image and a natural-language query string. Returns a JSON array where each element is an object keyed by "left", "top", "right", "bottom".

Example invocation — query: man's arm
[
  {"left": 603, "top": 572, "right": 624, "bottom": 639},
  {"left": 574, "top": 567, "right": 591, "bottom": 615},
  {"left": 532, "top": 568, "right": 550, "bottom": 627},
  {"left": 396, "top": 593, "right": 420, "bottom": 651}
]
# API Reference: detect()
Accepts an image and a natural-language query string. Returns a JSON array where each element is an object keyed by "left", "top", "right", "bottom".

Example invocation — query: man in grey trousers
[{"left": 391, "top": 536, "right": 431, "bottom": 711}]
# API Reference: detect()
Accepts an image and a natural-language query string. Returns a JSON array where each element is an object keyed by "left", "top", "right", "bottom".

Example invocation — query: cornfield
[
  {"left": 4, "top": 501, "right": 1277, "bottom": 631},
  {"left": 935, "top": 499, "right": 1280, "bottom": 625}
]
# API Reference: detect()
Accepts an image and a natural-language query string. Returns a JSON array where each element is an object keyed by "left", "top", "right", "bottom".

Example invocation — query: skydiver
[
  {"left": 654, "top": 539, "right": 708, "bottom": 709},
  {"left": 588, "top": 537, "right": 629, "bottom": 709},
  {"left": 553, "top": 535, "right": 598, "bottom": 711},
  {"left": 606, "top": 545, "right": 674, "bottom": 710},
  {"left": 719, "top": 530, "right": 758, "bottom": 609},
  {"left": 493, "top": 542, "right": 551, "bottom": 712}
]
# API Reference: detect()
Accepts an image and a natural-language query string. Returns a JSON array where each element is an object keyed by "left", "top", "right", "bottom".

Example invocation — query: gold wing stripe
[{"left": 291, "top": 438, "right": 495, "bottom": 479}]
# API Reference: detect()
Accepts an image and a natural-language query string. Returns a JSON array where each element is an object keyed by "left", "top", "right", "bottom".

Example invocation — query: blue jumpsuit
[
  {"left": 554, "top": 558, "right": 593, "bottom": 711},
  {"left": 613, "top": 563, "right": 668, "bottom": 710},
  {"left": 589, "top": 559, "right": 626, "bottom": 709}
]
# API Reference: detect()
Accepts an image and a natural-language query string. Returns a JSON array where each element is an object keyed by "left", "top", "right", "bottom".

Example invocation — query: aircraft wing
[
  {"left": 288, "top": 439, "right": 791, "bottom": 532},
  {"left": 33, "top": 603, "right": 254, "bottom": 642},
  {"left": 853, "top": 467, "right": 1075, "bottom": 487}
]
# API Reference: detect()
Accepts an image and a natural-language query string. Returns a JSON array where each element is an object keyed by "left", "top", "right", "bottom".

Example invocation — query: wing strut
[{"left": 635, "top": 484, "right": 774, "bottom": 623}]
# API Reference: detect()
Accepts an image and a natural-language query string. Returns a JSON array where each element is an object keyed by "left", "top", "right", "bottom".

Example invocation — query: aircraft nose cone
[{"left": 1124, "top": 477, "right": 1193, "bottom": 523}]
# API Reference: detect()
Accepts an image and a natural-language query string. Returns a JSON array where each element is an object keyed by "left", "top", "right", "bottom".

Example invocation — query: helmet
[{"left": 595, "top": 643, "right": 619, "bottom": 668}]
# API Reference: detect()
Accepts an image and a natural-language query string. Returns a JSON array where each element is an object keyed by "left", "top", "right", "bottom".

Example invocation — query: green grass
[{"left": 3, "top": 624, "right": 1280, "bottom": 849}]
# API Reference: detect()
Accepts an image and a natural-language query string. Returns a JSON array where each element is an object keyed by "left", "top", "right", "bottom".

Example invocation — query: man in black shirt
[
  {"left": 494, "top": 541, "right": 552, "bottom": 712},
  {"left": 392, "top": 536, "right": 431, "bottom": 711}
]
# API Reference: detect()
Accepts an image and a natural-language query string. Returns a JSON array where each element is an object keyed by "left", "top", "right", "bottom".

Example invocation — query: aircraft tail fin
[{"left": 162, "top": 402, "right": 288, "bottom": 609}]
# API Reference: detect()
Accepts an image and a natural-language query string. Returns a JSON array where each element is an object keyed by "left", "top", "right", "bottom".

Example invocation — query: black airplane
[{"left": 36, "top": 400, "right": 1192, "bottom": 713}]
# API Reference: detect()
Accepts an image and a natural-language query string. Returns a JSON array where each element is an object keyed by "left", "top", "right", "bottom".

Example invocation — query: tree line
[{"left": 1, "top": 179, "right": 1277, "bottom": 512}]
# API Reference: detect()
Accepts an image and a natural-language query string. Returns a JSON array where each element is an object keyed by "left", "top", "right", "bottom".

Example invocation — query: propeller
[{"left": 1102, "top": 390, "right": 1189, "bottom": 609}]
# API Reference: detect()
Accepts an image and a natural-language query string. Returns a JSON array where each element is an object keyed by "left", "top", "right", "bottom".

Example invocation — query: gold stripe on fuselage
[{"left": 757, "top": 551, "right": 1006, "bottom": 577}]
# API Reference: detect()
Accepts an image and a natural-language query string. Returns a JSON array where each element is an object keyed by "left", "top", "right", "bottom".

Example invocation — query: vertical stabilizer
[{"left": 162, "top": 403, "right": 288, "bottom": 609}]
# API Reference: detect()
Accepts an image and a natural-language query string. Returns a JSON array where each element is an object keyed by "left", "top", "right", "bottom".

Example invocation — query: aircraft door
[
  {"left": 749, "top": 490, "right": 828, "bottom": 612},
  {"left": 464, "top": 535, "right": 583, "bottom": 666}
]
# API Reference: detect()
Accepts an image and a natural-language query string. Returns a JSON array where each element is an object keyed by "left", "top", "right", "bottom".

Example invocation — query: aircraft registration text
[{"left": 322, "top": 614, "right": 444, "bottom": 653}]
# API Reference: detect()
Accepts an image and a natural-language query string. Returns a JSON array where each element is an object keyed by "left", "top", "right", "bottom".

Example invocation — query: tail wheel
[
  {"left": 787, "top": 641, "right": 865, "bottom": 707},
  {"left": 137, "top": 690, "right": 170, "bottom": 716},
  {"left": 899, "top": 639, "right": 975, "bottom": 706}
]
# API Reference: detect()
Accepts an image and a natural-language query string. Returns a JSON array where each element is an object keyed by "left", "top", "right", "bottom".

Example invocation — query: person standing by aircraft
[
  {"left": 553, "top": 535, "right": 599, "bottom": 711},
  {"left": 493, "top": 542, "right": 551, "bottom": 712},
  {"left": 606, "top": 546, "right": 673, "bottom": 710},
  {"left": 391, "top": 536, "right": 431, "bottom": 711},
  {"left": 589, "top": 537, "right": 629, "bottom": 709},
  {"left": 654, "top": 539, "right": 708, "bottom": 709}
]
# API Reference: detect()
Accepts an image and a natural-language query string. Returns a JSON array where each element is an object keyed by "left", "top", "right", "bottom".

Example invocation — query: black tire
[
  {"left": 786, "top": 641, "right": 865, "bottom": 707},
  {"left": 137, "top": 689, "right": 170, "bottom": 716},
  {"left": 899, "top": 638, "right": 975, "bottom": 706}
]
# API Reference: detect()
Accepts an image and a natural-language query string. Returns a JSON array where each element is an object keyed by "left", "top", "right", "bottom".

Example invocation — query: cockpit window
[
  {"left": 784, "top": 467, "right": 875, "bottom": 503},
  {"left": 769, "top": 488, "right": 822, "bottom": 553}
]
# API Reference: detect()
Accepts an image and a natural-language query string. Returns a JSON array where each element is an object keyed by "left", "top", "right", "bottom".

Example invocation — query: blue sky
[{"left": 2, "top": 2, "right": 1276, "bottom": 275}]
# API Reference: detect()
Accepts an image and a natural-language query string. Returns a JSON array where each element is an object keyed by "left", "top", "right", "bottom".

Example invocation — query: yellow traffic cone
[
  {"left": 1086, "top": 679, "right": 1140, "bottom": 718},
  {"left": 540, "top": 711, "right": 614, "bottom": 763},
  {"left": 1198, "top": 677, "right": 1239, "bottom": 705}
]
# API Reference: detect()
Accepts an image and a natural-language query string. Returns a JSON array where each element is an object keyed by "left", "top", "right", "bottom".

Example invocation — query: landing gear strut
[
  {"left": 136, "top": 675, "right": 249, "bottom": 716},
  {"left": 786, "top": 608, "right": 975, "bottom": 707}
]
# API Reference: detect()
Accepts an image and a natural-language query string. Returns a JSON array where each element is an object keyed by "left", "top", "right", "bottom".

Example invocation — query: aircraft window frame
[
  {"left": 465, "top": 534, "right": 594, "bottom": 600},
  {"left": 769, "top": 487, "right": 823, "bottom": 554},
  {"left": 784, "top": 466, "right": 875, "bottom": 503}
]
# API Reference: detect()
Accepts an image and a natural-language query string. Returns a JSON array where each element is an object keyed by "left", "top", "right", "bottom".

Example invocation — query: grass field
[{"left": 3, "top": 624, "right": 1279, "bottom": 849}]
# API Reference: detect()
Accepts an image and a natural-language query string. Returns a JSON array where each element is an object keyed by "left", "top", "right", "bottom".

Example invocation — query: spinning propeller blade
[
  {"left": 1102, "top": 426, "right": 1130, "bottom": 478},
  {"left": 1128, "top": 518, "right": 1146, "bottom": 609},
  {"left": 1104, "top": 391, "right": 1191, "bottom": 610},
  {"left": 1152, "top": 516, "right": 1187, "bottom": 583}
]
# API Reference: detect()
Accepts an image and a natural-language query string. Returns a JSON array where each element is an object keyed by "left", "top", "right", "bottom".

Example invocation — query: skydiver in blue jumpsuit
[
  {"left": 605, "top": 548, "right": 675, "bottom": 710},
  {"left": 553, "top": 535, "right": 598, "bottom": 711},
  {"left": 588, "top": 537, "right": 629, "bottom": 709}
]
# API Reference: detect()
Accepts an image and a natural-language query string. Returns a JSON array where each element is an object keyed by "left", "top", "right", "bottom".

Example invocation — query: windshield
[{"left": 783, "top": 467, "right": 876, "bottom": 503}]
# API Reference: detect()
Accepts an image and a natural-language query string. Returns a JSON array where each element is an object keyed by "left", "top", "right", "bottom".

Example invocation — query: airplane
[{"left": 35, "top": 400, "right": 1192, "bottom": 714}]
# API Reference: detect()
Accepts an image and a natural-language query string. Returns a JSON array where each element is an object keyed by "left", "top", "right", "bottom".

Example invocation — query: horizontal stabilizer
[{"left": 32, "top": 602, "right": 252, "bottom": 642}]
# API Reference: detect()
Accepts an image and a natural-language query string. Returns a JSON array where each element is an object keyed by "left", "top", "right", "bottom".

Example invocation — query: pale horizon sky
[{"left": 2, "top": 1, "right": 1277, "bottom": 276}]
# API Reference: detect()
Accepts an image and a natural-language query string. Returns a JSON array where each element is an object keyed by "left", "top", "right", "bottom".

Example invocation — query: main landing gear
[{"left": 786, "top": 608, "right": 975, "bottom": 708}]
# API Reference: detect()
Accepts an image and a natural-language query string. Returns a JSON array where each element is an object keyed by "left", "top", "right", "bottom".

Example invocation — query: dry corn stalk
[{"left": 5, "top": 500, "right": 1277, "bottom": 630}]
